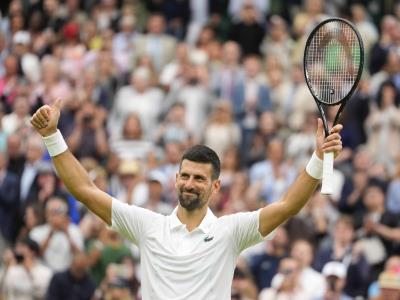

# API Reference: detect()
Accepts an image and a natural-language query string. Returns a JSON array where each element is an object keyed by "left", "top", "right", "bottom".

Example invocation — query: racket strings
[{"left": 305, "top": 20, "right": 361, "bottom": 105}]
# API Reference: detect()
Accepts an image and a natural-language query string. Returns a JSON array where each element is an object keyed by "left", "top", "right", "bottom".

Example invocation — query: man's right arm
[{"left": 52, "top": 149, "right": 112, "bottom": 225}]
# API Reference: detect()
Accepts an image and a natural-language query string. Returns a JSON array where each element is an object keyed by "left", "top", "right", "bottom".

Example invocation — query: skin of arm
[
  {"left": 258, "top": 119, "right": 343, "bottom": 236},
  {"left": 30, "top": 100, "right": 112, "bottom": 225}
]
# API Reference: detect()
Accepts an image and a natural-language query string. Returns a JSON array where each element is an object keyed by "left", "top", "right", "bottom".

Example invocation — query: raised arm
[
  {"left": 30, "top": 100, "right": 112, "bottom": 225},
  {"left": 258, "top": 119, "right": 343, "bottom": 236}
]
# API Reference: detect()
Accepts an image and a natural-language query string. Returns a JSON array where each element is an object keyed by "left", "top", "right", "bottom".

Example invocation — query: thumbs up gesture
[{"left": 30, "top": 99, "right": 62, "bottom": 137}]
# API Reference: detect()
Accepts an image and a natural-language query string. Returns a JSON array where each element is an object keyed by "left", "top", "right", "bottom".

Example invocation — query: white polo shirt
[{"left": 111, "top": 198, "right": 272, "bottom": 300}]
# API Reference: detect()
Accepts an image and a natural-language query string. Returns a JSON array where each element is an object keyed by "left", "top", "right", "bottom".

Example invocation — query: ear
[{"left": 212, "top": 179, "right": 221, "bottom": 192}]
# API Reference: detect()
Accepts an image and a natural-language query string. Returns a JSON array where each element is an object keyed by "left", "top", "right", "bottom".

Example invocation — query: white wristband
[
  {"left": 306, "top": 152, "right": 323, "bottom": 180},
  {"left": 42, "top": 130, "right": 68, "bottom": 157}
]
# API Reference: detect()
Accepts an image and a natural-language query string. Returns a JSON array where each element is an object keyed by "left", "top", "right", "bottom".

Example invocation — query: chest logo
[{"left": 204, "top": 236, "right": 214, "bottom": 242}]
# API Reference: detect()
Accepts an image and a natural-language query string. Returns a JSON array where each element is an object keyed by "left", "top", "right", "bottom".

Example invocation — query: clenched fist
[{"left": 30, "top": 99, "right": 62, "bottom": 137}]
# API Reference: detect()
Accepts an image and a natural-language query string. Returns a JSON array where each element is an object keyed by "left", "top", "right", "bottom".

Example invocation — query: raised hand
[
  {"left": 315, "top": 118, "right": 343, "bottom": 160},
  {"left": 30, "top": 99, "right": 62, "bottom": 137}
]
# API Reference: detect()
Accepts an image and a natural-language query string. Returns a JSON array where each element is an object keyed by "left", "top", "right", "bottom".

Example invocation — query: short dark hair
[{"left": 180, "top": 145, "right": 220, "bottom": 180}]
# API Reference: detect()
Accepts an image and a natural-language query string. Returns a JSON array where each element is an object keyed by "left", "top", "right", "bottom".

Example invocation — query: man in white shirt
[
  {"left": 29, "top": 196, "right": 84, "bottom": 272},
  {"left": 30, "top": 100, "right": 343, "bottom": 299}
]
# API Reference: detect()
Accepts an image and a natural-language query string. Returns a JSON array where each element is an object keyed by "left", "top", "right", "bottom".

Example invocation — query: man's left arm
[{"left": 258, "top": 119, "right": 343, "bottom": 237}]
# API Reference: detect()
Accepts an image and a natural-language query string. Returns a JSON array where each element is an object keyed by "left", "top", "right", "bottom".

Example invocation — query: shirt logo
[{"left": 204, "top": 236, "right": 214, "bottom": 242}]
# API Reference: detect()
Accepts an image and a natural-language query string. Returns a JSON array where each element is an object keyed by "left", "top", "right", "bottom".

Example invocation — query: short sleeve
[
  {"left": 111, "top": 197, "right": 161, "bottom": 246},
  {"left": 225, "top": 209, "right": 275, "bottom": 253}
]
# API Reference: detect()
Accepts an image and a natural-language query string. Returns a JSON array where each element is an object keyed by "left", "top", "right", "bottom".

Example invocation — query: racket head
[{"left": 303, "top": 18, "right": 364, "bottom": 106}]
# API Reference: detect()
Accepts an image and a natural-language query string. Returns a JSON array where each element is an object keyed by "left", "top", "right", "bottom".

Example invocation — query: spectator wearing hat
[
  {"left": 371, "top": 269, "right": 400, "bottom": 300},
  {"left": 314, "top": 216, "right": 370, "bottom": 298},
  {"left": 113, "top": 159, "right": 147, "bottom": 206},
  {"left": 1, "top": 237, "right": 53, "bottom": 300},
  {"left": 29, "top": 196, "right": 84, "bottom": 272},
  {"left": 141, "top": 170, "right": 173, "bottom": 215},
  {"left": 316, "top": 261, "right": 352, "bottom": 300}
]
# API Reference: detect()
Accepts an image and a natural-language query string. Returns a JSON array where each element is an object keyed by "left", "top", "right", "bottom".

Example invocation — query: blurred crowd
[{"left": 0, "top": 0, "right": 400, "bottom": 299}]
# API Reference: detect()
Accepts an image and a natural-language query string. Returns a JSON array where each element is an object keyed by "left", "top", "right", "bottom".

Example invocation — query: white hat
[
  {"left": 13, "top": 31, "right": 31, "bottom": 45},
  {"left": 322, "top": 261, "right": 347, "bottom": 278}
]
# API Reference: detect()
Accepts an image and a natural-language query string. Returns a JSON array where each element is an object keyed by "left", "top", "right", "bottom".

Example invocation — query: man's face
[{"left": 175, "top": 160, "right": 219, "bottom": 211}]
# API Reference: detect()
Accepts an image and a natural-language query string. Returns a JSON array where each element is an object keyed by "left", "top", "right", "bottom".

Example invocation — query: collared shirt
[{"left": 111, "top": 198, "right": 272, "bottom": 300}]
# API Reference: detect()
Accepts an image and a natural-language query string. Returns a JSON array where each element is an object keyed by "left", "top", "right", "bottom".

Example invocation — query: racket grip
[{"left": 321, "top": 152, "right": 334, "bottom": 195}]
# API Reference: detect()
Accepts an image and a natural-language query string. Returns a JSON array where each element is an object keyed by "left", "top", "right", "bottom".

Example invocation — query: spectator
[
  {"left": 202, "top": 100, "right": 241, "bottom": 158},
  {"left": 2, "top": 237, "right": 52, "bottom": 300},
  {"left": 29, "top": 196, "right": 84, "bottom": 272},
  {"left": 109, "top": 66, "right": 164, "bottom": 139},
  {"left": 365, "top": 80, "right": 400, "bottom": 176},
  {"left": 109, "top": 113, "right": 155, "bottom": 161},
  {"left": 228, "top": 4, "right": 265, "bottom": 56},
  {"left": 290, "top": 239, "right": 326, "bottom": 299},
  {"left": 317, "top": 261, "right": 353, "bottom": 300},
  {"left": 259, "top": 256, "right": 311, "bottom": 299},
  {"left": 0, "top": 150, "right": 20, "bottom": 244},
  {"left": 249, "top": 138, "right": 297, "bottom": 204},
  {"left": 66, "top": 101, "right": 109, "bottom": 161},
  {"left": 141, "top": 170, "right": 173, "bottom": 215},
  {"left": 314, "top": 215, "right": 370, "bottom": 297},
  {"left": 134, "top": 13, "right": 177, "bottom": 72},
  {"left": 248, "top": 226, "right": 289, "bottom": 291},
  {"left": 46, "top": 251, "right": 95, "bottom": 300}
]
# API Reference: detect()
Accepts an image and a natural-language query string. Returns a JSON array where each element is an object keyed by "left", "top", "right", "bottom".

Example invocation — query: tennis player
[{"left": 30, "top": 100, "right": 343, "bottom": 299}]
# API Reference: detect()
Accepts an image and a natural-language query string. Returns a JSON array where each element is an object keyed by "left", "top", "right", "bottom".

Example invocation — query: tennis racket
[{"left": 303, "top": 18, "right": 364, "bottom": 195}]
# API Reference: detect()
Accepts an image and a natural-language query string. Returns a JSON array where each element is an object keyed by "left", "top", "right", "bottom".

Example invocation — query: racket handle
[{"left": 321, "top": 152, "right": 334, "bottom": 195}]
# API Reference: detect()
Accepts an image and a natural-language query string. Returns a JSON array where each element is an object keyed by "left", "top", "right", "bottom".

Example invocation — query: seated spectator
[
  {"left": 368, "top": 255, "right": 400, "bottom": 299},
  {"left": 291, "top": 239, "right": 326, "bottom": 299},
  {"left": 202, "top": 100, "right": 241, "bottom": 159},
  {"left": 141, "top": 170, "right": 173, "bottom": 215},
  {"left": 248, "top": 138, "right": 297, "bottom": 204},
  {"left": 370, "top": 269, "right": 400, "bottom": 300},
  {"left": 2, "top": 237, "right": 53, "bottom": 300},
  {"left": 86, "top": 226, "right": 132, "bottom": 286},
  {"left": 66, "top": 101, "right": 109, "bottom": 161},
  {"left": 314, "top": 215, "right": 370, "bottom": 297},
  {"left": 109, "top": 113, "right": 155, "bottom": 161},
  {"left": 316, "top": 261, "right": 352, "bottom": 300},
  {"left": 248, "top": 227, "right": 289, "bottom": 291},
  {"left": 29, "top": 196, "right": 84, "bottom": 272},
  {"left": 259, "top": 256, "right": 311, "bottom": 300},
  {"left": 46, "top": 251, "right": 95, "bottom": 300}
]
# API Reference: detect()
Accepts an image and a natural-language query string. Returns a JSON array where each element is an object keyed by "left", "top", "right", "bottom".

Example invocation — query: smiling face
[{"left": 176, "top": 160, "right": 220, "bottom": 212}]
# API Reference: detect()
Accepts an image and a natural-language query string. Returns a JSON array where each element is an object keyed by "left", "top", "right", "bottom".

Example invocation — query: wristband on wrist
[
  {"left": 306, "top": 152, "right": 323, "bottom": 180},
  {"left": 42, "top": 130, "right": 68, "bottom": 157}
]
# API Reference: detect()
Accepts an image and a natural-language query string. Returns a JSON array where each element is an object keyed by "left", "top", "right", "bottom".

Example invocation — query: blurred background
[{"left": 0, "top": 0, "right": 400, "bottom": 299}]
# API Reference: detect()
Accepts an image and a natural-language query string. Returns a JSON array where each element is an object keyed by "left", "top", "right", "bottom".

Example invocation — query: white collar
[{"left": 169, "top": 206, "right": 217, "bottom": 234}]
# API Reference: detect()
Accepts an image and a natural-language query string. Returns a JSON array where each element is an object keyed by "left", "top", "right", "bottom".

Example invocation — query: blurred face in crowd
[
  {"left": 243, "top": 56, "right": 261, "bottom": 78},
  {"left": 70, "top": 252, "right": 90, "bottom": 279},
  {"left": 176, "top": 159, "right": 219, "bottom": 211},
  {"left": 26, "top": 137, "right": 44, "bottom": 163},
  {"left": 13, "top": 96, "right": 30, "bottom": 117},
  {"left": 122, "top": 114, "right": 142, "bottom": 140},
  {"left": 4, "top": 55, "right": 18, "bottom": 76},
  {"left": 333, "top": 218, "right": 354, "bottom": 246},
  {"left": 148, "top": 15, "right": 165, "bottom": 34},
  {"left": 6, "top": 134, "right": 22, "bottom": 158},
  {"left": 266, "top": 139, "right": 284, "bottom": 164},
  {"left": 290, "top": 240, "right": 314, "bottom": 269},
  {"left": 222, "top": 42, "right": 240, "bottom": 65},
  {"left": 277, "top": 257, "right": 301, "bottom": 291},
  {"left": 363, "top": 185, "right": 385, "bottom": 212},
  {"left": 45, "top": 198, "right": 69, "bottom": 229}
]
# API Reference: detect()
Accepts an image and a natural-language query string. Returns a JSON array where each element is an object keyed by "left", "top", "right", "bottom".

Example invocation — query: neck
[{"left": 177, "top": 205, "right": 208, "bottom": 232}]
